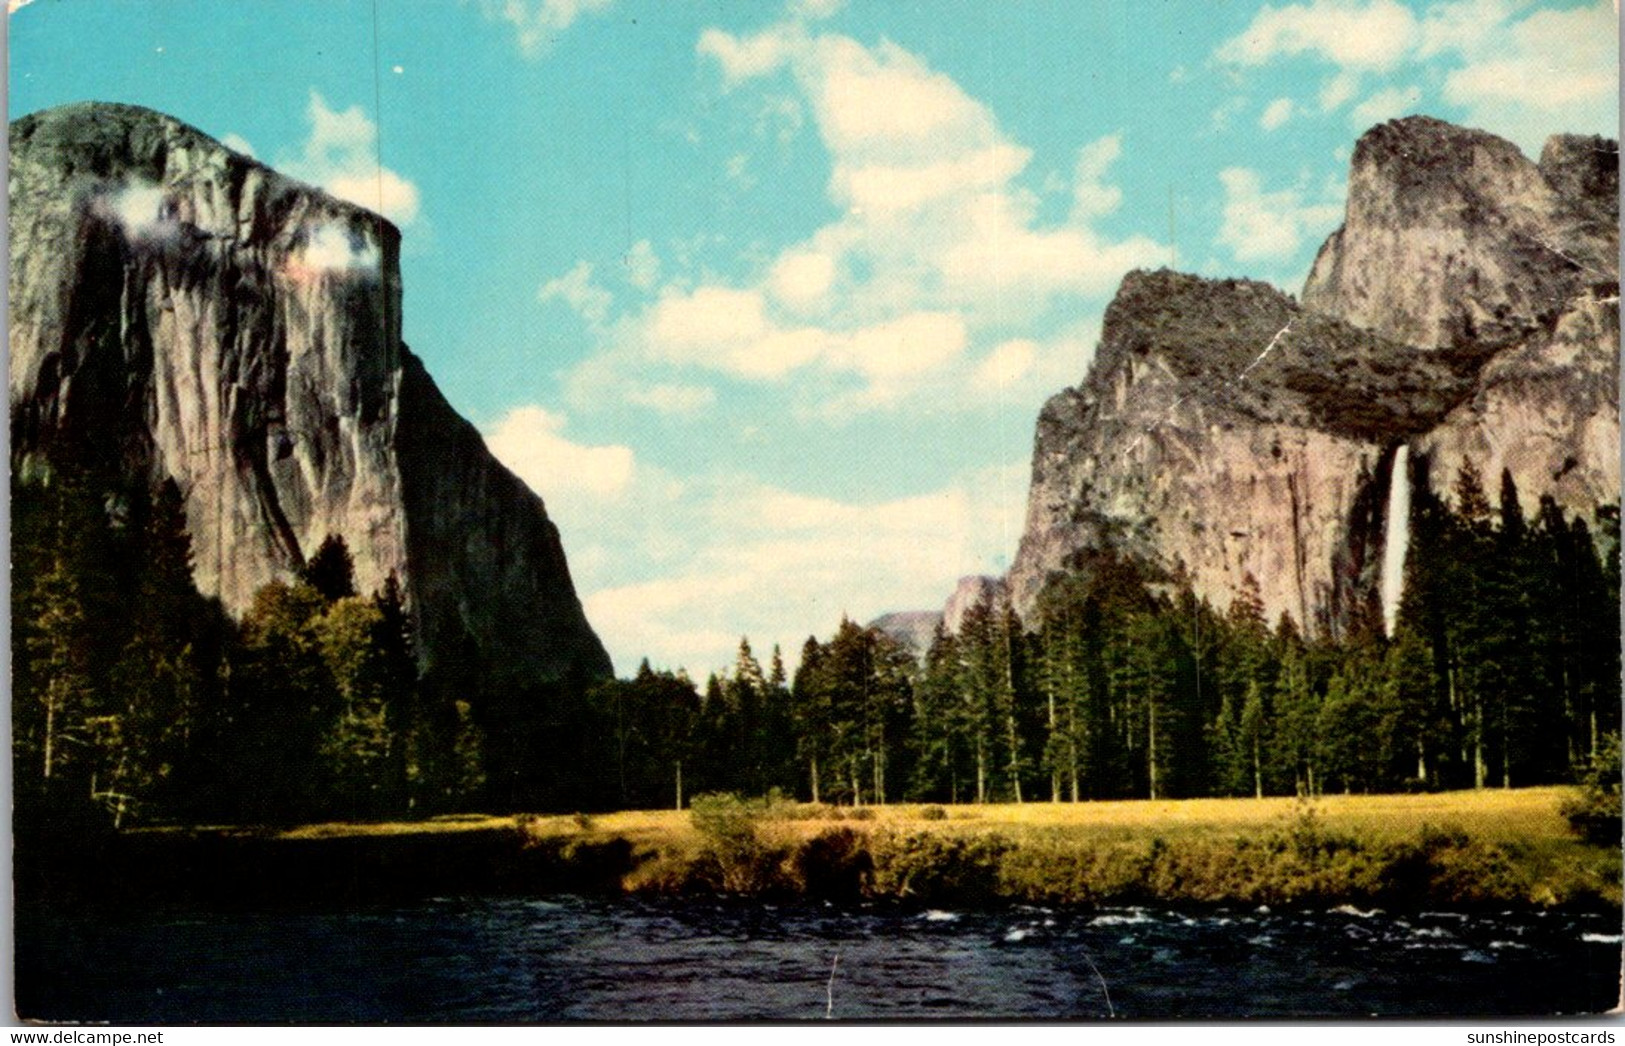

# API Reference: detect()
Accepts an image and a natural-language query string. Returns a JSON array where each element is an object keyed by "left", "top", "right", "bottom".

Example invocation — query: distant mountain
[
  {"left": 9, "top": 102, "right": 613, "bottom": 688},
  {"left": 1006, "top": 116, "right": 1619, "bottom": 635},
  {"left": 867, "top": 610, "right": 942, "bottom": 660}
]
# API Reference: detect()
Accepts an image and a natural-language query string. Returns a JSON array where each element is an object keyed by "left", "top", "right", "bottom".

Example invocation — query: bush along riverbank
[{"left": 19, "top": 788, "right": 1616, "bottom": 912}]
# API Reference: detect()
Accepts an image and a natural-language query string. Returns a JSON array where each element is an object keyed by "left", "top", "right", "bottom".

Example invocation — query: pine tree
[
  {"left": 791, "top": 636, "right": 830, "bottom": 802},
  {"left": 314, "top": 596, "right": 399, "bottom": 816},
  {"left": 303, "top": 534, "right": 357, "bottom": 602},
  {"left": 910, "top": 622, "right": 963, "bottom": 801}
]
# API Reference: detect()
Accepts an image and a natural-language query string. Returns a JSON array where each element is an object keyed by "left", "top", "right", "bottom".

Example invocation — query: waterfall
[{"left": 1380, "top": 445, "right": 1411, "bottom": 636}]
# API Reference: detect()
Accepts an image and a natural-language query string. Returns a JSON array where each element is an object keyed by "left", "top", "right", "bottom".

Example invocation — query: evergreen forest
[{"left": 12, "top": 453, "right": 1620, "bottom": 831}]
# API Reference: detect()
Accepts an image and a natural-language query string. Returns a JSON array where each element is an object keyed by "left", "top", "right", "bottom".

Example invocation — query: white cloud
[
  {"left": 623, "top": 239, "right": 661, "bottom": 291},
  {"left": 483, "top": 404, "right": 636, "bottom": 500},
  {"left": 1215, "top": 0, "right": 1418, "bottom": 72},
  {"left": 281, "top": 91, "right": 421, "bottom": 226},
  {"left": 1417, "top": 0, "right": 1526, "bottom": 57},
  {"left": 975, "top": 339, "right": 1037, "bottom": 388},
  {"left": 1318, "top": 70, "right": 1361, "bottom": 112},
  {"left": 1213, "top": 0, "right": 1618, "bottom": 154},
  {"left": 624, "top": 383, "right": 716, "bottom": 415},
  {"left": 539, "top": 260, "right": 613, "bottom": 325},
  {"left": 1349, "top": 84, "right": 1423, "bottom": 127},
  {"left": 1427, "top": 0, "right": 1619, "bottom": 151},
  {"left": 220, "top": 132, "right": 258, "bottom": 158},
  {"left": 580, "top": 463, "right": 1027, "bottom": 675},
  {"left": 567, "top": 14, "right": 1161, "bottom": 420},
  {"left": 791, "top": 0, "right": 843, "bottom": 19},
  {"left": 479, "top": 0, "right": 615, "bottom": 56},
  {"left": 1217, "top": 167, "right": 1344, "bottom": 265},
  {"left": 1260, "top": 97, "right": 1296, "bottom": 130},
  {"left": 769, "top": 249, "right": 838, "bottom": 311},
  {"left": 1071, "top": 134, "right": 1125, "bottom": 219},
  {"left": 814, "top": 37, "right": 990, "bottom": 151},
  {"left": 483, "top": 382, "right": 1030, "bottom": 674},
  {"left": 829, "top": 310, "right": 966, "bottom": 383},
  {"left": 697, "top": 24, "right": 798, "bottom": 85}
]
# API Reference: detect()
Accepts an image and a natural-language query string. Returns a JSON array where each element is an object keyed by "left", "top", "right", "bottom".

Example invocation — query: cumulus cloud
[
  {"left": 1071, "top": 134, "right": 1126, "bottom": 219},
  {"left": 479, "top": 387, "right": 1029, "bottom": 674},
  {"left": 483, "top": 404, "right": 636, "bottom": 500},
  {"left": 1349, "top": 84, "right": 1423, "bottom": 127},
  {"left": 632, "top": 25, "right": 1155, "bottom": 406},
  {"left": 1213, "top": 0, "right": 1617, "bottom": 153},
  {"left": 1217, "top": 167, "right": 1344, "bottom": 266},
  {"left": 1318, "top": 70, "right": 1361, "bottom": 112},
  {"left": 623, "top": 239, "right": 661, "bottom": 291},
  {"left": 1215, "top": 0, "right": 1418, "bottom": 72},
  {"left": 281, "top": 91, "right": 421, "bottom": 226},
  {"left": 769, "top": 248, "right": 838, "bottom": 311},
  {"left": 624, "top": 383, "right": 717, "bottom": 415},
  {"left": 974, "top": 339, "right": 1037, "bottom": 388},
  {"left": 1424, "top": 0, "right": 1618, "bottom": 152},
  {"left": 540, "top": 260, "right": 613, "bottom": 325},
  {"left": 697, "top": 24, "right": 799, "bottom": 85},
  {"left": 1260, "top": 97, "right": 1296, "bottom": 130},
  {"left": 579, "top": 463, "right": 1028, "bottom": 675},
  {"left": 558, "top": 18, "right": 1163, "bottom": 421},
  {"left": 479, "top": 0, "right": 615, "bottom": 56}
]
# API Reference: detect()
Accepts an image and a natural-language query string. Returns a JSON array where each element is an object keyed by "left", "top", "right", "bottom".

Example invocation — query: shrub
[
  {"left": 870, "top": 831, "right": 1012, "bottom": 906},
  {"left": 689, "top": 792, "right": 773, "bottom": 893},
  {"left": 788, "top": 827, "right": 872, "bottom": 901},
  {"left": 513, "top": 813, "right": 547, "bottom": 846},
  {"left": 1562, "top": 734, "right": 1622, "bottom": 846},
  {"left": 690, "top": 792, "right": 758, "bottom": 847},
  {"left": 919, "top": 805, "right": 948, "bottom": 821}
]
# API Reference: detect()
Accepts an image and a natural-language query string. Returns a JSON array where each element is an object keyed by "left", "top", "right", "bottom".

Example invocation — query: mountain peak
[
  {"left": 9, "top": 102, "right": 610, "bottom": 687},
  {"left": 1305, "top": 115, "right": 1616, "bottom": 350}
]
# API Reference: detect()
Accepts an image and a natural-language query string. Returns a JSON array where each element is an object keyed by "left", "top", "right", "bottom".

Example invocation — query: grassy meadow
[{"left": 183, "top": 786, "right": 1617, "bottom": 911}]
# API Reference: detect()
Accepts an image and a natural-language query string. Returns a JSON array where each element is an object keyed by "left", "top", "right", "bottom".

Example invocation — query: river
[{"left": 16, "top": 897, "right": 1621, "bottom": 1021}]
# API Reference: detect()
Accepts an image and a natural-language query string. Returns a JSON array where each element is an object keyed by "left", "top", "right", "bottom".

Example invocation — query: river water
[{"left": 16, "top": 898, "right": 1622, "bottom": 1021}]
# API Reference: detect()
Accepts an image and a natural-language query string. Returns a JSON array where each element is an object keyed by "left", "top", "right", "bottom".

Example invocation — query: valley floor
[{"left": 23, "top": 787, "right": 1620, "bottom": 911}]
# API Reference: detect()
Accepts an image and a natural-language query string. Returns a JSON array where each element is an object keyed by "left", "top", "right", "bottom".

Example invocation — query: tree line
[
  {"left": 12, "top": 454, "right": 1619, "bottom": 830},
  {"left": 13, "top": 459, "right": 500, "bottom": 831},
  {"left": 580, "top": 460, "right": 1620, "bottom": 809}
]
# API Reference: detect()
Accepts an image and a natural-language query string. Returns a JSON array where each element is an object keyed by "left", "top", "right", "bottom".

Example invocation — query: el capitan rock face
[
  {"left": 1007, "top": 116, "right": 1619, "bottom": 635},
  {"left": 9, "top": 102, "right": 611, "bottom": 686}
]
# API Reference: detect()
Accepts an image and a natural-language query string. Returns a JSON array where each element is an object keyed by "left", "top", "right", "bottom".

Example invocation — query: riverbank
[{"left": 17, "top": 787, "right": 1619, "bottom": 911}]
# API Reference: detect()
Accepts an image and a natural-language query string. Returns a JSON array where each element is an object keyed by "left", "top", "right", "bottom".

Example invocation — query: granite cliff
[
  {"left": 9, "top": 102, "right": 612, "bottom": 687},
  {"left": 1005, "top": 116, "right": 1619, "bottom": 636}
]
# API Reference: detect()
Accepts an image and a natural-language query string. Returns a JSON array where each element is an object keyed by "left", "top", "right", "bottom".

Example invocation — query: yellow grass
[
  {"left": 268, "top": 785, "right": 1581, "bottom": 848},
  {"left": 135, "top": 786, "right": 1613, "bottom": 908}
]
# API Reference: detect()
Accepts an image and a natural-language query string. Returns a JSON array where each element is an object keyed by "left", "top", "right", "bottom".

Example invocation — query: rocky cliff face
[
  {"left": 1008, "top": 116, "right": 1619, "bottom": 635},
  {"left": 1304, "top": 119, "right": 1619, "bottom": 522},
  {"left": 9, "top": 102, "right": 612, "bottom": 686},
  {"left": 867, "top": 610, "right": 942, "bottom": 661}
]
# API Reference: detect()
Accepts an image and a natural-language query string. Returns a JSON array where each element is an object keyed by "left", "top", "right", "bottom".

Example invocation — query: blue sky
[{"left": 11, "top": 0, "right": 1617, "bottom": 676}]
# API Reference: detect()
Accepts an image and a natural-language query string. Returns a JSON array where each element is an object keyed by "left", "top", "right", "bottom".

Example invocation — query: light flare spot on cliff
[
  {"left": 96, "top": 180, "right": 176, "bottom": 243},
  {"left": 288, "top": 222, "right": 381, "bottom": 279}
]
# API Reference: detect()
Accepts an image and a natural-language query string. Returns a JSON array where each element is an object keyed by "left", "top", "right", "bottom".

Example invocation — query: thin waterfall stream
[{"left": 1381, "top": 444, "right": 1411, "bottom": 636}]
